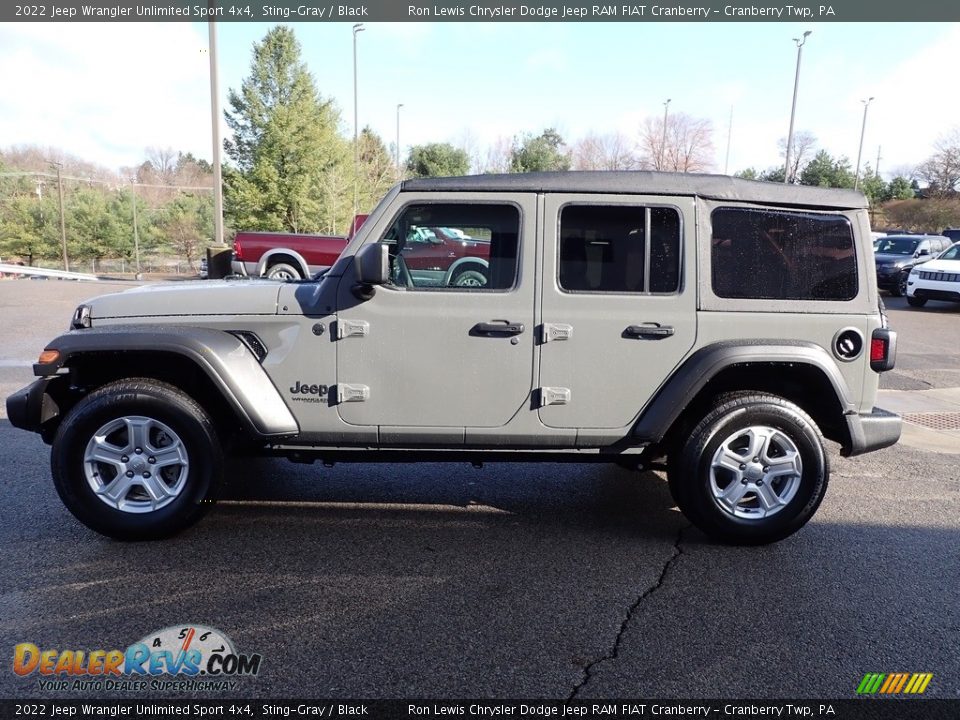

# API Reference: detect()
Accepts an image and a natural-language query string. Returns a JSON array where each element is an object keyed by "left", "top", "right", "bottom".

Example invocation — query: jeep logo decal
[{"left": 290, "top": 381, "right": 329, "bottom": 396}]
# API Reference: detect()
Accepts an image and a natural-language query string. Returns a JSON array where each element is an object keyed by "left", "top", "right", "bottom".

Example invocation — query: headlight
[{"left": 71, "top": 304, "right": 91, "bottom": 330}]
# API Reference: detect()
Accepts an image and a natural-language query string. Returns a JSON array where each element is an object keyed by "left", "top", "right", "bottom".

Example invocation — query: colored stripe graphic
[{"left": 857, "top": 672, "right": 932, "bottom": 694}]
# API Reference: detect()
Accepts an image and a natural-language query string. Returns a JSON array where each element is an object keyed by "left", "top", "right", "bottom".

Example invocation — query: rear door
[{"left": 538, "top": 194, "right": 697, "bottom": 431}]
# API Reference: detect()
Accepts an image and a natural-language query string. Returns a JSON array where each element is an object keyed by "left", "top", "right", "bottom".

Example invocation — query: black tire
[
  {"left": 668, "top": 393, "right": 829, "bottom": 545},
  {"left": 265, "top": 262, "right": 302, "bottom": 281},
  {"left": 906, "top": 295, "right": 927, "bottom": 307},
  {"left": 451, "top": 268, "right": 487, "bottom": 288},
  {"left": 51, "top": 379, "right": 223, "bottom": 540},
  {"left": 888, "top": 272, "right": 908, "bottom": 297}
]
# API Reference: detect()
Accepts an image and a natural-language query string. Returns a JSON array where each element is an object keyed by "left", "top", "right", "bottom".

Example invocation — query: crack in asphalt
[{"left": 567, "top": 525, "right": 688, "bottom": 701}]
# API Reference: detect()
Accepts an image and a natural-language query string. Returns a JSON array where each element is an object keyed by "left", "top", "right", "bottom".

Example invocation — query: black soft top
[{"left": 401, "top": 171, "right": 867, "bottom": 210}]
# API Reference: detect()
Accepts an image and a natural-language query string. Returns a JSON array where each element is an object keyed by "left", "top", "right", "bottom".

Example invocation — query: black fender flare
[
  {"left": 633, "top": 340, "right": 855, "bottom": 442},
  {"left": 35, "top": 325, "right": 299, "bottom": 438}
]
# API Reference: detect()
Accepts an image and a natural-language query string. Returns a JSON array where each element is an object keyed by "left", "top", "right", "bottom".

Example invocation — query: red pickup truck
[{"left": 231, "top": 215, "right": 493, "bottom": 287}]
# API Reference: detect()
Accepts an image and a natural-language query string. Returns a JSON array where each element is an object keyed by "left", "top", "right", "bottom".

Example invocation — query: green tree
[
  {"left": 857, "top": 164, "right": 888, "bottom": 205},
  {"left": 358, "top": 127, "right": 397, "bottom": 212},
  {"left": 734, "top": 168, "right": 759, "bottom": 180},
  {"left": 223, "top": 26, "right": 349, "bottom": 233},
  {"left": 65, "top": 186, "right": 126, "bottom": 264},
  {"left": 510, "top": 128, "right": 570, "bottom": 172},
  {"left": 156, "top": 193, "right": 213, "bottom": 270},
  {"left": 887, "top": 176, "right": 915, "bottom": 201},
  {"left": 406, "top": 143, "right": 470, "bottom": 178},
  {"left": 799, "top": 150, "right": 855, "bottom": 188}
]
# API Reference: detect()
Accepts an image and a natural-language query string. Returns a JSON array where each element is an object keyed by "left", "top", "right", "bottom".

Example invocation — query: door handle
[
  {"left": 625, "top": 323, "right": 675, "bottom": 339},
  {"left": 472, "top": 320, "right": 525, "bottom": 336}
]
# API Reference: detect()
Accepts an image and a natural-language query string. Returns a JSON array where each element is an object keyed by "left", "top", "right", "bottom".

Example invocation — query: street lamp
[
  {"left": 660, "top": 98, "right": 671, "bottom": 171},
  {"left": 854, "top": 97, "right": 875, "bottom": 191},
  {"left": 783, "top": 30, "right": 812, "bottom": 184},
  {"left": 208, "top": 19, "right": 225, "bottom": 248},
  {"left": 396, "top": 103, "right": 404, "bottom": 174},
  {"left": 352, "top": 23, "right": 365, "bottom": 218}
]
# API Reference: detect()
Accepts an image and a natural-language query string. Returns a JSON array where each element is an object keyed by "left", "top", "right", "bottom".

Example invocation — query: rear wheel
[
  {"left": 51, "top": 379, "right": 222, "bottom": 540},
  {"left": 668, "top": 394, "right": 829, "bottom": 545},
  {"left": 451, "top": 268, "right": 487, "bottom": 288},
  {"left": 907, "top": 295, "right": 927, "bottom": 307},
  {"left": 265, "top": 262, "right": 302, "bottom": 281}
]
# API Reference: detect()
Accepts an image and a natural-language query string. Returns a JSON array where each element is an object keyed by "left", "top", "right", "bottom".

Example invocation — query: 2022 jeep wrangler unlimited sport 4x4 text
[{"left": 6, "top": 172, "right": 901, "bottom": 544}]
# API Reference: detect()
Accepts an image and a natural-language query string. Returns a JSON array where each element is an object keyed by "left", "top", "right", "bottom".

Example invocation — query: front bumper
[
  {"left": 5, "top": 377, "right": 60, "bottom": 437},
  {"left": 842, "top": 407, "right": 902, "bottom": 457}
]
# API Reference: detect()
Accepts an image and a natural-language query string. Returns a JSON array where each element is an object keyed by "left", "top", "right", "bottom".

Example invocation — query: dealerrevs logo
[{"left": 12, "top": 625, "right": 262, "bottom": 692}]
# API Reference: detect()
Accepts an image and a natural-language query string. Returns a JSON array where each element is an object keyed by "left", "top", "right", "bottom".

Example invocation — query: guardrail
[{"left": 0, "top": 263, "right": 100, "bottom": 282}]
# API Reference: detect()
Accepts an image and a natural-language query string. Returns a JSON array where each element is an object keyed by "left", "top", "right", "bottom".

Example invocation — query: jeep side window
[
  {"left": 558, "top": 205, "right": 681, "bottom": 294},
  {"left": 710, "top": 207, "right": 857, "bottom": 301},
  {"left": 381, "top": 203, "right": 520, "bottom": 291}
]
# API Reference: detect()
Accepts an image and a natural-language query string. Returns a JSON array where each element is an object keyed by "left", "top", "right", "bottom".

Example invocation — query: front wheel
[
  {"left": 668, "top": 394, "right": 829, "bottom": 545},
  {"left": 889, "top": 272, "right": 908, "bottom": 297},
  {"left": 51, "top": 379, "right": 223, "bottom": 540},
  {"left": 907, "top": 295, "right": 927, "bottom": 307}
]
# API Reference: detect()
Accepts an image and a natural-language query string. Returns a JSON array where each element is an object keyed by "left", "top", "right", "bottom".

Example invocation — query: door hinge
[
  {"left": 538, "top": 387, "right": 571, "bottom": 407},
  {"left": 540, "top": 323, "right": 573, "bottom": 343},
  {"left": 336, "top": 384, "right": 370, "bottom": 403},
  {"left": 336, "top": 319, "right": 370, "bottom": 339}
]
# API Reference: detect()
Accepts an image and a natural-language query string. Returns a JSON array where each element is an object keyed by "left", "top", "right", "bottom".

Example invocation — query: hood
[
  {"left": 874, "top": 252, "right": 915, "bottom": 262},
  {"left": 87, "top": 280, "right": 283, "bottom": 320},
  {"left": 912, "top": 258, "right": 960, "bottom": 274}
]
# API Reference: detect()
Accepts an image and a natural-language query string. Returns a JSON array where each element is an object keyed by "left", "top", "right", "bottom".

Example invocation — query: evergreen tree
[
  {"left": 406, "top": 143, "right": 470, "bottom": 178},
  {"left": 223, "top": 26, "right": 349, "bottom": 233},
  {"left": 510, "top": 128, "right": 571, "bottom": 172}
]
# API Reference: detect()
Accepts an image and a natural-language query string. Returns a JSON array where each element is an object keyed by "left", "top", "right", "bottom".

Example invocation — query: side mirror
[
  {"left": 355, "top": 242, "right": 390, "bottom": 285},
  {"left": 352, "top": 243, "right": 390, "bottom": 300},
  {"left": 918, "top": 248, "right": 930, "bottom": 256}
]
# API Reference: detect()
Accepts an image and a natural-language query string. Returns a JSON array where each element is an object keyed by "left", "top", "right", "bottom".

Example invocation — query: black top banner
[{"left": 4, "top": 0, "right": 960, "bottom": 22}]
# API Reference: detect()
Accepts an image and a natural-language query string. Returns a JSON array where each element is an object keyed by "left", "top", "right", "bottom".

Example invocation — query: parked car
[
  {"left": 6, "top": 172, "right": 900, "bottom": 545},
  {"left": 905, "top": 241, "right": 960, "bottom": 307},
  {"left": 941, "top": 228, "right": 960, "bottom": 244},
  {"left": 230, "top": 231, "right": 349, "bottom": 280},
  {"left": 873, "top": 234, "right": 952, "bottom": 296}
]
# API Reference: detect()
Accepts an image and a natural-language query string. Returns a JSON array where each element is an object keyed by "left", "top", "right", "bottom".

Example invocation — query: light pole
[
  {"left": 396, "top": 103, "right": 404, "bottom": 175},
  {"left": 208, "top": 18, "right": 225, "bottom": 248},
  {"left": 660, "top": 98, "right": 671, "bottom": 171},
  {"left": 854, "top": 97, "right": 874, "bottom": 190},
  {"left": 131, "top": 182, "right": 142, "bottom": 278},
  {"left": 783, "top": 30, "right": 812, "bottom": 184},
  {"left": 352, "top": 23, "right": 365, "bottom": 218}
]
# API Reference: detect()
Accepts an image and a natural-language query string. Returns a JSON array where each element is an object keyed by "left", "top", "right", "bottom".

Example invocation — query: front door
[
  {"left": 538, "top": 194, "right": 697, "bottom": 431},
  {"left": 335, "top": 194, "right": 537, "bottom": 434}
]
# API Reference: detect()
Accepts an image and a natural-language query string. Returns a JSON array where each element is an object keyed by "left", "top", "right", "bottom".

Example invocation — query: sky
[{"left": 1, "top": 20, "right": 958, "bottom": 179}]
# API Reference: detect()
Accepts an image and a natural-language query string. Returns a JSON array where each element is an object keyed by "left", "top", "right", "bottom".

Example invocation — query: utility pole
[
  {"left": 875, "top": 145, "right": 882, "bottom": 179},
  {"left": 51, "top": 161, "right": 69, "bottom": 271},
  {"left": 131, "top": 184, "right": 142, "bottom": 278},
  {"left": 724, "top": 105, "right": 733, "bottom": 176}
]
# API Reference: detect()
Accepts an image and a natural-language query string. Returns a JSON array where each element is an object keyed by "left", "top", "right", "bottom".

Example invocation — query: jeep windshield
[{"left": 876, "top": 237, "right": 918, "bottom": 255}]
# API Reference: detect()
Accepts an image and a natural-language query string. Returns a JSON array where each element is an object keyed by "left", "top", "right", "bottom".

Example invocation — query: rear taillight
[
  {"left": 870, "top": 329, "right": 897, "bottom": 372},
  {"left": 233, "top": 237, "right": 243, "bottom": 261}
]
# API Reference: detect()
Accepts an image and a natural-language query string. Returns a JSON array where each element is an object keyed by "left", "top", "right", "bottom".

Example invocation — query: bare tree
[
  {"left": 144, "top": 147, "right": 179, "bottom": 184},
  {"left": 481, "top": 136, "right": 513, "bottom": 174},
  {"left": 571, "top": 132, "right": 639, "bottom": 171},
  {"left": 778, "top": 130, "right": 817, "bottom": 183},
  {"left": 917, "top": 129, "right": 960, "bottom": 198},
  {"left": 639, "top": 112, "right": 715, "bottom": 173}
]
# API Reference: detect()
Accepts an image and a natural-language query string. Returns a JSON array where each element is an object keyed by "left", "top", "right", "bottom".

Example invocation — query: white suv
[{"left": 906, "top": 242, "right": 960, "bottom": 307}]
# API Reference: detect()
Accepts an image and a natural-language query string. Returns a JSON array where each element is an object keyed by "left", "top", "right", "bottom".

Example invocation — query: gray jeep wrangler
[{"left": 6, "top": 172, "right": 901, "bottom": 544}]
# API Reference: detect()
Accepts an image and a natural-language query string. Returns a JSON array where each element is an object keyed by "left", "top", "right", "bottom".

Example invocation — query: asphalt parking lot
[{"left": 0, "top": 279, "right": 957, "bottom": 701}]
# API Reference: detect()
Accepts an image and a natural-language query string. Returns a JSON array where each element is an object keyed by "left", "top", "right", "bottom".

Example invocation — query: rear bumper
[
  {"left": 842, "top": 407, "right": 902, "bottom": 457},
  {"left": 230, "top": 259, "right": 253, "bottom": 277}
]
